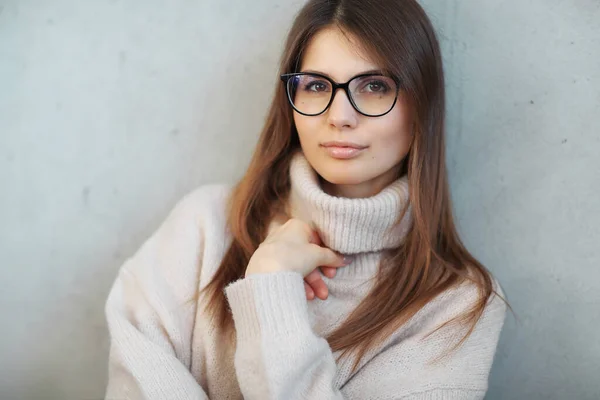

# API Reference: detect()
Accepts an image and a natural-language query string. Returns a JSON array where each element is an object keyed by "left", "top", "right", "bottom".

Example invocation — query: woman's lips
[{"left": 321, "top": 145, "right": 367, "bottom": 159}]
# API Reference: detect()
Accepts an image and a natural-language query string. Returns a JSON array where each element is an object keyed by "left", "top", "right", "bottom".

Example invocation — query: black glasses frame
[{"left": 280, "top": 72, "right": 400, "bottom": 117}]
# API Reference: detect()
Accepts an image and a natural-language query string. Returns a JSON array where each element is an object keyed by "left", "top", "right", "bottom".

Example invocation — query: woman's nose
[{"left": 326, "top": 89, "right": 358, "bottom": 129}]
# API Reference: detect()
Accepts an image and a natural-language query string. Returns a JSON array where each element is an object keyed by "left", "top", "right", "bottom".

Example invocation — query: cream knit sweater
[{"left": 104, "top": 152, "right": 506, "bottom": 400}]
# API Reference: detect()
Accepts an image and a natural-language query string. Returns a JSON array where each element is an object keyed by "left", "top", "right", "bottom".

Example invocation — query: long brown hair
[{"left": 198, "top": 0, "right": 508, "bottom": 373}]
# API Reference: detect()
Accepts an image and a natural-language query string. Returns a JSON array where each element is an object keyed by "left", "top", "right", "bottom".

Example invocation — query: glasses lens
[
  {"left": 349, "top": 75, "right": 398, "bottom": 116},
  {"left": 287, "top": 74, "right": 332, "bottom": 115}
]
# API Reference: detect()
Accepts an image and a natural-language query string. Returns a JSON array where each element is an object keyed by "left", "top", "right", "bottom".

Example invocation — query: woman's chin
[{"left": 317, "top": 171, "right": 368, "bottom": 186}]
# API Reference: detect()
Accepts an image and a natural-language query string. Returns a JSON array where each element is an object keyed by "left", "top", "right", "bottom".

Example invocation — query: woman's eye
[
  {"left": 364, "top": 81, "right": 389, "bottom": 93},
  {"left": 304, "top": 81, "right": 329, "bottom": 92}
]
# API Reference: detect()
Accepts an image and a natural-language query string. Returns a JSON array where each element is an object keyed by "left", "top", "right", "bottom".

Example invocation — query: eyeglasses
[{"left": 280, "top": 72, "right": 400, "bottom": 117}]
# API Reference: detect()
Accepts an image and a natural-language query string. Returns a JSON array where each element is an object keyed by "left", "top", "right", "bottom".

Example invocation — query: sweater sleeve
[
  {"left": 224, "top": 272, "right": 506, "bottom": 400},
  {"left": 225, "top": 271, "right": 342, "bottom": 399},
  {"left": 104, "top": 189, "right": 213, "bottom": 400}
]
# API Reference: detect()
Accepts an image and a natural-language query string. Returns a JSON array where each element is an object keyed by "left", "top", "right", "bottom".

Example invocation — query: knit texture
[{"left": 104, "top": 152, "right": 507, "bottom": 400}]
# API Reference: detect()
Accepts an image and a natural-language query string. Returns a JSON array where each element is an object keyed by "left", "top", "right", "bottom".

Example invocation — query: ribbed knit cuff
[{"left": 224, "top": 271, "right": 312, "bottom": 342}]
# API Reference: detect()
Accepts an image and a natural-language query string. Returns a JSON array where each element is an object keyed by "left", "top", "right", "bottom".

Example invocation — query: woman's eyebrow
[{"left": 299, "top": 68, "right": 386, "bottom": 78}]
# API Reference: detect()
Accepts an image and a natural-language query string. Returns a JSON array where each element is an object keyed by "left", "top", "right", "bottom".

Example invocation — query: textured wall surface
[
  {"left": 422, "top": 2, "right": 600, "bottom": 399},
  {"left": 1, "top": 0, "right": 598, "bottom": 399}
]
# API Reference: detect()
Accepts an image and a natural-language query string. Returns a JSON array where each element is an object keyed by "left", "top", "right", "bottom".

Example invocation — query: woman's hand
[
  {"left": 304, "top": 266, "right": 338, "bottom": 300},
  {"left": 245, "top": 219, "right": 351, "bottom": 299},
  {"left": 303, "top": 232, "right": 342, "bottom": 300}
]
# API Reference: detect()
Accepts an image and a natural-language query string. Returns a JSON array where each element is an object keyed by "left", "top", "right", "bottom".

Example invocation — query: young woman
[{"left": 104, "top": 1, "right": 508, "bottom": 399}]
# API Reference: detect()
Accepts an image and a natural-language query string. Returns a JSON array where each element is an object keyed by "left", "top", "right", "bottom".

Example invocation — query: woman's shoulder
[
  {"left": 440, "top": 275, "right": 507, "bottom": 320},
  {"left": 124, "top": 183, "right": 235, "bottom": 266},
  {"left": 161, "top": 183, "right": 234, "bottom": 235},
  {"left": 413, "top": 273, "right": 508, "bottom": 339},
  {"left": 116, "top": 183, "right": 234, "bottom": 283}
]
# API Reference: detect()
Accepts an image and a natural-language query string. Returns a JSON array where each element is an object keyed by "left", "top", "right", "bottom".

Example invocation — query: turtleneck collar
[{"left": 286, "top": 152, "right": 413, "bottom": 255}]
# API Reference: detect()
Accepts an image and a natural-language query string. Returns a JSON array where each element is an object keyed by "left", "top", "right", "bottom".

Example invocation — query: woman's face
[{"left": 294, "top": 27, "right": 414, "bottom": 198}]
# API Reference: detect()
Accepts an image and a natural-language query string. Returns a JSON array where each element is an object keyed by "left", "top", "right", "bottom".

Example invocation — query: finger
[
  {"left": 305, "top": 269, "right": 328, "bottom": 300},
  {"left": 308, "top": 229, "right": 323, "bottom": 246},
  {"left": 320, "top": 266, "right": 337, "bottom": 279},
  {"left": 309, "top": 244, "right": 350, "bottom": 268},
  {"left": 304, "top": 281, "right": 315, "bottom": 300}
]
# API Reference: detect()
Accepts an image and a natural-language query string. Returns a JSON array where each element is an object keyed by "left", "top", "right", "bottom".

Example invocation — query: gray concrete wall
[
  {"left": 421, "top": 2, "right": 600, "bottom": 399},
  {"left": 0, "top": 0, "right": 598, "bottom": 399}
]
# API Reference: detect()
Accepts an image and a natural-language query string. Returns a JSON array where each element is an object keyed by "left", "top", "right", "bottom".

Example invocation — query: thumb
[{"left": 308, "top": 244, "right": 349, "bottom": 268}]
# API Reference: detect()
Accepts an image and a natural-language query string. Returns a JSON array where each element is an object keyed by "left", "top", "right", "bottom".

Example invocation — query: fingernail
[{"left": 342, "top": 255, "right": 354, "bottom": 265}]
